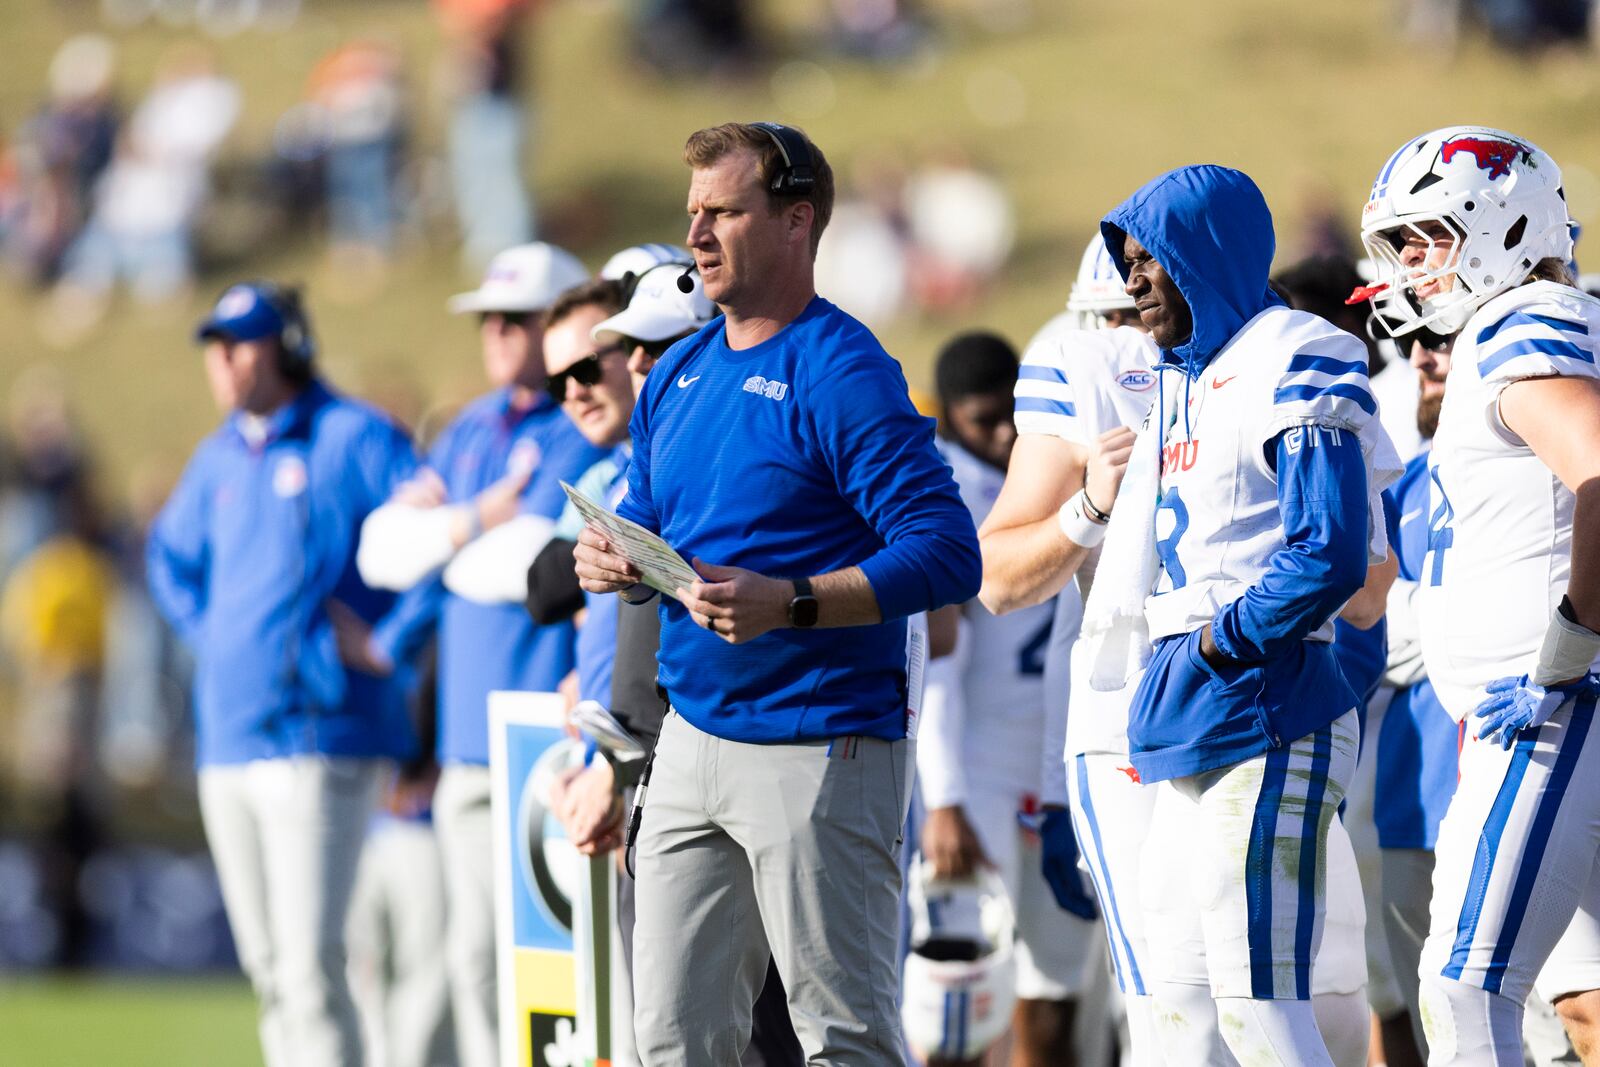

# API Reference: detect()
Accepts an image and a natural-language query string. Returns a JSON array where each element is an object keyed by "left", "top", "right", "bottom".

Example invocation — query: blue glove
[
  {"left": 1034, "top": 808, "right": 1098, "bottom": 921},
  {"left": 1473, "top": 673, "right": 1599, "bottom": 749}
]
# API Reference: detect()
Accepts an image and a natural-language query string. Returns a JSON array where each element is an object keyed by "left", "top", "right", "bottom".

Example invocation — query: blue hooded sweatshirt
[{"left": 1101, "top": 166, "right": 1370, "bottom": 780}]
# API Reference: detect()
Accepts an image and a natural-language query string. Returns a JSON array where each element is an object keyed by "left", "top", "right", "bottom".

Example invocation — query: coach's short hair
[
  {"left": 543, "top": 277, "right": 625, "bottom": 331},
  {"left": 684, "top": 123, "right": 835, "bottom": 256}
]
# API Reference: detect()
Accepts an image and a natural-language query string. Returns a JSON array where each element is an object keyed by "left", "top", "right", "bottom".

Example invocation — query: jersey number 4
[{"left": 1426, "top": 467, "right": 1455, "bottom": 587}]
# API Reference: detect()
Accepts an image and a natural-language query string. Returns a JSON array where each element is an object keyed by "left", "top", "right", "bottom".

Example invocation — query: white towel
[{"left": 1080, "top": 374, "right": 1176, "bottom": 691}]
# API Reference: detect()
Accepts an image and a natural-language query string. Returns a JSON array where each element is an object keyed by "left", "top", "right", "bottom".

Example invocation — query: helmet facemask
[{"left": 1361, "top": 215, "right": 1478, "bottom": 337}]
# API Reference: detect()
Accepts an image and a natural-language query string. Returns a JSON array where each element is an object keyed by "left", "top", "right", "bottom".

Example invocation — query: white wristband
[
  {"left": 1533, "top": 606, "right": 1600, "bottom": 686},
  {"left": 1058, "top": 490, "right": 1108, "bottom": 548}
]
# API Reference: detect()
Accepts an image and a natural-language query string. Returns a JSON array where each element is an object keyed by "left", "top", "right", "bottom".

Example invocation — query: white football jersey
[
  {"left": 931, "top": 439, "right": 1056, "bottom": 791},
  {"left": 1144, "top": 306, "right": 1396, "bottom": 643},
  {"left": 1418, "top": 281, "right": 1600, "bottom": 720},
  {"left": 1014, "top": 319, "right": 1159, "bottom": 756}
]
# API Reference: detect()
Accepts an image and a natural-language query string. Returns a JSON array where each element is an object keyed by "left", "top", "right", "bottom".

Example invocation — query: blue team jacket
[
  {"left": 618, "top": 296, "right": 981, "bottom": 743},
  {"left": 146, "top": 380, "right": 420, "bottom": 766},
  {"left": 1103, "top": 167, "right": 1368, "bottom": 781},
  {"left": 417, "top": 388, "right": 605, "bottom": 765}
]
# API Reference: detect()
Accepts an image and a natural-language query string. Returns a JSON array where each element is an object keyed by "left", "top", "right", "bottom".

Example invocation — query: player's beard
[{"left": 1417, "top": 391, "right": 1443, "bottom": 440}]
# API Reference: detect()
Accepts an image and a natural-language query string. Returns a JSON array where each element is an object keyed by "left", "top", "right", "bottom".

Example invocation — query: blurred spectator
[
  {"left": 436, "top": 0, "right": 536, "bottom": 268},
  {"left": 0, "top": 366, "right": 94, "bottom": 577},
  {"left": 310, "top": 39, "right": 408, "bottom": 258},
  {"left": 0, "top": 474, "right": 116, "bottom": 969},
  {"left": 53, "top": 46, "right": 240, "bottom": 315},
  {"left": 828, "top": 0, "right": 927, "bottom": 60},
  {"left": 815, "top": 151, "right": 911, "bottom": 326},
  {"left": 903, "top": 149, "right": 1014, "bottom": 312},
  {"left": 2, "top": 35, "right": 119, "bottom": 285},
  {"left": 628, "top": 0, "right": 759, "bottom": 79}
]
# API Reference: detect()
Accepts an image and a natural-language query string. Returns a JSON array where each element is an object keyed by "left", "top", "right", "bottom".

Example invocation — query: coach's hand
[
  {"left": 922, "top": 806, "right": 987, "bottom": 881},
  {"left": 574, "top": 526, "right": 641, "bottom": 594},
  {"left": 557, "top": 761, "right": 626, "bottom": 856},
  {"left": 676, "top": 559, "right": 791, "bottom": 644},
  {"left": 1084, "top": 425, "right": 1136, "bottom": 515}
]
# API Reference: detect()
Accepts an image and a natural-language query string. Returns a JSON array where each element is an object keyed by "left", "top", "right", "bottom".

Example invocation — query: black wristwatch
[{"left": 788, "top": 576, "right": 819, "bottom": 628}]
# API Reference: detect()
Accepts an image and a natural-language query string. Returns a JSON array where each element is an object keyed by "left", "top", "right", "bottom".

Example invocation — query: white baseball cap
[
  {"left": 448, "top": 242, "right": 589, "bottom": 315},
  {"left": 592, "top": 263, "right": 717, "bottom": 343},
  {"left": 599, "top": 242, "right": 692, "bottom": 281}
]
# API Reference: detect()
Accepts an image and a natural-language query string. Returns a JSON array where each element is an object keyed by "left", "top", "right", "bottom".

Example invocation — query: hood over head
[{"left": 1100, "top": 165, "right": 1284, "bottom": 374}]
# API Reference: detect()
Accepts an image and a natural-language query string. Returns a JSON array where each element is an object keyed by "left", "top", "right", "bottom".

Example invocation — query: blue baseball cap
[{"left": 195, "top": 283, "right": 287, "bottom": 344}]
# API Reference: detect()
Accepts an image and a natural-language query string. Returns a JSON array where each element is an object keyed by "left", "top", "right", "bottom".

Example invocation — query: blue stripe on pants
[
  {"left": 1444, "top": 732, "right": 1538, "bottom": 981},
  {"left": 1293, "top": 727, "right": 1332, "bottom": 999},
  {"left": 1247, "top": 746, "right": 1292, "bottom": 999},
  {"left": 1483, "top": 695, "right": 1597, "bottom": 993},
  {"left": 1076, "top": 755, "right": 1146, "bottom": 995}
]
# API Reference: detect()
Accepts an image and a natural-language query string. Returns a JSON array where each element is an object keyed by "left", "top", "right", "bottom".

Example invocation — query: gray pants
[
  {"left": 434, "top": 764, "right": 498, "bottom": 1067},
  {"left": 199, "top": 757, "right": 382, "bottom": 1067},
  {"left": 632, "top": 712, "right": 911, "bottom": 1066}
]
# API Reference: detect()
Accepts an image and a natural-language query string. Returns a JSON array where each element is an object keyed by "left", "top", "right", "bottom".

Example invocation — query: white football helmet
[
  {"left": 1358, "top": 125, "right": 1571, "bottom": 337},
  {"left": 1066, "top": 234, "right": 1136, "bottom": 330},
  {"left": 901, "top": 859, "right": 1017, "bottom": 1062}
]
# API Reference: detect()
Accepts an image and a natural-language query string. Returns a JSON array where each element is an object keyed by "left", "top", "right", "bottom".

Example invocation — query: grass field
[
  {"left": 2, "top": 0, "right": 1599, "bottom": 504},
  {"left": 0, "top": 977, "right": 262, "bottom": 1067}
]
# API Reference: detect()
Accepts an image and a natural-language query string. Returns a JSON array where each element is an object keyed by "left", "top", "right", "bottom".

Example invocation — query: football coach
[{"left": 575, "top": 121, "right": 981, "bottom": 1065}]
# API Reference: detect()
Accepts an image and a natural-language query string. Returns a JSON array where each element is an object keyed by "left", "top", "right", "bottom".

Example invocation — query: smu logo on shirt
[
  {"left": 1117, "top": 369, "right": 1156, "bottom": 392},
  {"left": 743, "top": 375, "right": 789, "bottom": 401},
  {"left": 1162, "top": 440, "right": 1200, "bottom": 475}
]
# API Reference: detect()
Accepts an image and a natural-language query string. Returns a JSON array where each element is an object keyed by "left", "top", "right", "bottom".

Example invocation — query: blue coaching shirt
[
  {"left": 422, "top": 388, "right": 605, "bottom": 765},
  {"left": 617, "top": 297, "right": 981, "bottom": 743},
  {"left": 146, "top": 380, "right": 419, "bottom": 766}
]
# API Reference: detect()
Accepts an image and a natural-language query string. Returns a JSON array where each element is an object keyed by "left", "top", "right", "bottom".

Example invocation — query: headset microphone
[{"left": 676, "top": 265, "right": 695, "bottom": 294}]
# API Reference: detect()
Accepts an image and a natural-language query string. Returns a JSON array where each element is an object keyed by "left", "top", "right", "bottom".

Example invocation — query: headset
[
  {"left": 263, "top": 283, "right": 316, "bottom": 373},
  {"left": 751, "top": 121, "right": 817, "bottom": 197}
]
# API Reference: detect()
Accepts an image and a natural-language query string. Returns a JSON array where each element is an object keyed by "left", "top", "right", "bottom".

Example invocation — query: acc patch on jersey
[
  {"left": 1117, "top": 369, "right": 1156, "bottom": 392},
  {"left": 273, "top": 455, "right": 308, "bottom": 498}
]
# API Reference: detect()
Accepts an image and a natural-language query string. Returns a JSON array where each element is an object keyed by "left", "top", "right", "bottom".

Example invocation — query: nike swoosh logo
[
  {"left": 1212, "top": 375, "right": 1237, "bottom": 389},
  {"left": 1402, "top": 509, "right": 1422, "bottom": 526},
  {"left": 677, "top": 374, "right": 701, "bottom": 389}
]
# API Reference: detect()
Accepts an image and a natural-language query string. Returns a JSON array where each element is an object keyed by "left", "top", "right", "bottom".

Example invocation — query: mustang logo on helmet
[{"left": 1439, "top": 136, "right": 1528, "bottom": 181}]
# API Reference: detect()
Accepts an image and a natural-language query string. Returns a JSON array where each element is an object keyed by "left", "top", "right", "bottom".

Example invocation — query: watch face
[{"left": 790, "top": 595, "right": 820, "bottom": 628}]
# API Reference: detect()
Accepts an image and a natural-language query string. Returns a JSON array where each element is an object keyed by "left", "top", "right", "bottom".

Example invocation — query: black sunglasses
[
  {"left": 623, "top": 335, "right": 680, "bottom": 360},
  {"left": 479, "top": 311, "right": 535, "bottom": 329},
  {"left": 546, "top": 342, "right": 627, "bottom": 401}
]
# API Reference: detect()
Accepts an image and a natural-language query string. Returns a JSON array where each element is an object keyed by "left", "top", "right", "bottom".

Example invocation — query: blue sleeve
[
  {"left": 616, "top": 385, "right": 658, "bottom": 532},
  {"left": 144, "top": 450, "right": 211, "bottom": 645},
  {"left": 812, "top": 355, "right": 981, "bottom": 620},
  {"left": 369, "top": 577, "right": 444, "bottom": 671},
  {"left": 1381, "top": 486, "right": 1402, "bottom": 556},
  {"left": 521, "top": 424, "right": 599, "bottom": 519},
  {"left": 354, "top": 417, "right": 419, "bottom": 512},
  {"left": 1211, "top": 428, "right": 1368, "bottom": 663}
]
